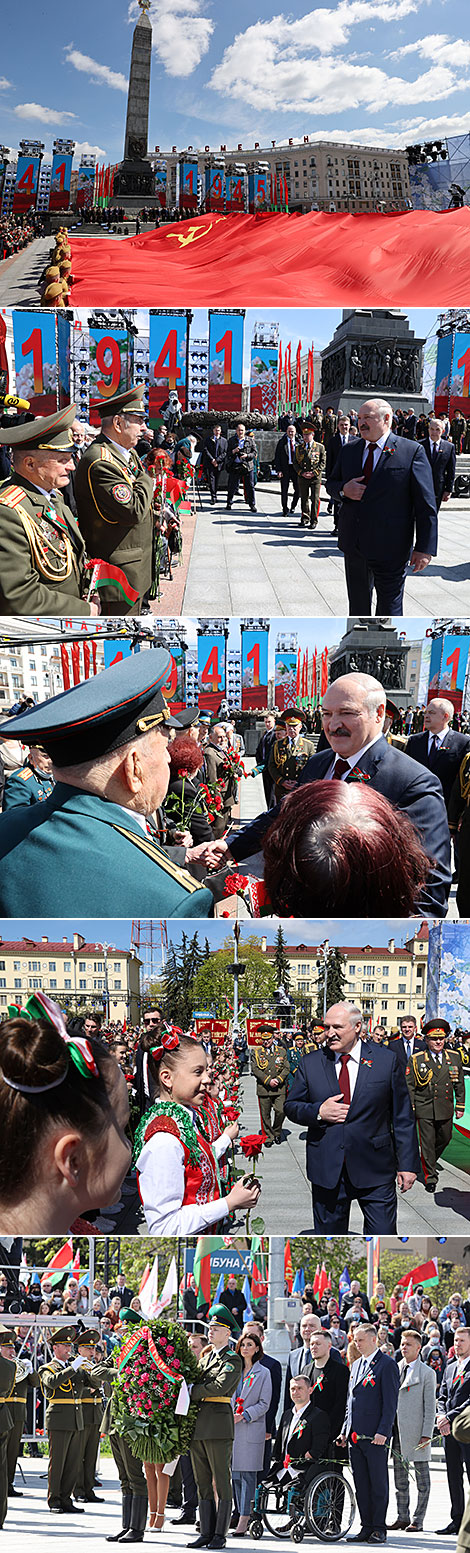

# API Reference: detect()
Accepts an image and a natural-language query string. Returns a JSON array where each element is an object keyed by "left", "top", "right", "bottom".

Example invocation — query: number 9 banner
[{"left": 88, "top": 328, "right": 130, "bottom": 424}]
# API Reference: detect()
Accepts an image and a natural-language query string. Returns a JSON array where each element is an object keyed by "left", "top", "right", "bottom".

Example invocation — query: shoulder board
[
  {"left": 98, "top": 446, "right": 131, "bottom": 478},
  {"left": 20, "top": 769, "right": 33, "bottom": 782},
  {"left": 112, "top": 824, "right": 202, "bottom": 893},
  {"left": 0, "top": 484, "right": 30, "bottom": 508}
]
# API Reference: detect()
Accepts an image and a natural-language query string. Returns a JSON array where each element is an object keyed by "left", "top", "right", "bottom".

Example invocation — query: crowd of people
[
  {"left": 1, "top": 1267, "right": 470, "bottom": 1545},
  {"left": 0, "top": 212, "right": 45, "bottom": 264}
]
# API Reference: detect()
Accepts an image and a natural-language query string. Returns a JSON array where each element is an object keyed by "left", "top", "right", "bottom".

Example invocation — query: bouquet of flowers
[{"left": 112, "top": 1318, "right": 203, "bottom": 1463}]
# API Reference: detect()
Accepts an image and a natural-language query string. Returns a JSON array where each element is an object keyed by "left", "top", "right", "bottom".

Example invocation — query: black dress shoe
[
  {"left": 8, "top": 1487, "right": 23, "bottom": 1496},
  {"left": 85, "top": 1492, "right": 105, "bottom": 1502},
  {"left": 62, "top": 1502, "right": 85, "bottom": 1513},
  {"left": 173, "top": 1509, "right": 197, "bottom": 1525},
  {"left": 49, "top": 1503, "right": 65, "bottom": 1514},
  {"left": 368, "top": 1536, "right": 387, "bottom": 1545},
  {"left": 274, "top": 1136, "right": 282, "bottom": 1144},
  {"left": 425, "top": 1182, "right": 437, "bottom": 1193},
  {"left": 207, "top": 1538, "right": 227, "bottom": 1550},
  {"left": 435, "top": 1525, "right": 459, "bottom": 1534},
  {"left": 264, "top": 1139, "right": 274, "bottom": 1148},
  {"left": 387, "top": 1520, "right": 408, "bottom": 1531},
  {"left": 347, "top": 1534, "right": 371, "bottom": 1543}
]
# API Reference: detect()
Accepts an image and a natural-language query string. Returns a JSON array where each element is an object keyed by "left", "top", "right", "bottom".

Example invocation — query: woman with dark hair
[
  {"left": 262, "top": 779, "right": 430, "bottom": 917},
  {"left": 231, "top": 1332, "right": 272, "bottom": 1534},
  {"left": 0, "top": 1016, "right": 131, "bottom": 1233},
  {"left": 165, "top": 734, "right": 213, "bottom": 845}
]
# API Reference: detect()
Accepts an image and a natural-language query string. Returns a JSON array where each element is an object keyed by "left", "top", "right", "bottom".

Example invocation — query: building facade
[
  {"left": 0, "top": 934, "right": 141, "bottom": 1024},
  {"left": 265, "top": 925, "right": 429, "bottom": 1029},
  {"left": 159, "top": 138, "right": 411, "bottom": 215}
]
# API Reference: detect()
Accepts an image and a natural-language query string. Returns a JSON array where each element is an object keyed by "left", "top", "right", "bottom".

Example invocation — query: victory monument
[
  {"left": 113, "top": 0, "right": 155, "bottom": 208},
  {"left": 329, "top": 618, "right": 412, "bottom": 709},
  {"left": 320, "top": 309, "right": 429, "bottom": 418}
]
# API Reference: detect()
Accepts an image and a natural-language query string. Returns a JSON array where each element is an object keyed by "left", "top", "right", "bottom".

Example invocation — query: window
[
  {"left": 381, "top": 1002, "right": 388, "bottom": 1010},
  {"left": 397, "top": 1000, "right": 406, "bottom": 1010},
  {"left": 48, "top": 961, "right": 56, "bottom": 971},
  {"left": 13, "top": 962, "right": 20, "bottom": 971},
  {"left": 348, "top": 965, "right": 355, "bottom": 975},
  {"left": 94, "top": 978, "right": 104, "bottom": 990},
  {"left": 363, "top": 982, "right": 375, "bottom": 993},
  {"left": 14, "top": 978, "right": 21, "bottom": 989},
  {"left": 79, "top": 962, "right": 86, "bottom": 971},
  {"left": 0, "top": 979, "right": 5, "bottom": 988},
  {"left": 28, "top": 961, "right": 39, "bottom": 972},
  {"left": 79, "top": 979, "right": 87, "bottom": 990},
  {"left": 399, "top": 966, "right": 407, "bottom": 976},
  {"left": 382, "top": 983, "right": 389, "bottom": 992},
  {"left": 63, "top": 962, "right": 71, "bottom": 971},
  {"left": 114, "top": 980, "right": 122, "bottom": 991},
  {"left": 50, "top": 979, "right": 57, "bottom": 989},
  {"left": 0, "top": 996, "right": 6, "bottom": 1007},
  {"left": 64, "top": 979, "right": 72, "bottom": 990},
  {"left": 398, "top": 983, "right": 407, "bottom": 994},
  {"left": 114, "top": 963, "right": 121, "bottom": 973},
  {"left": 364, "top": 965, "right": 373, "bottom": 975},
  {"left": 382, "top": 966, "right": 389, "bottom": 976},
  {"left": 94, "top": 961, "right": 104, "bottom": 972},
  {"left": 29, "top": 978, "right": 40, "bottom": 990}
]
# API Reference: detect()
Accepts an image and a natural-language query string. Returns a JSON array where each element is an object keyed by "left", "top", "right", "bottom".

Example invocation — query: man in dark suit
[
  {"left": 270, "top": 1373, "right": 330, "bottom": 1485},
  {"left": 325, "top": 415, "right": 358, "bottom": 532},
  {"left": 189, "top": 671, "right": 452, "bottom": 919},
  {"left": 283, "top": 1313, "right": 322, "bottom": 1410},
  {"left": 388, "top": 1015, "right": 427, "bottom": 1071},
  {"left": 338, "top": 1324, "right": 399, "bottom": 1544},
  {"left": 256, "top": 713, "right": 277, "bottom": 806},
  {"left": 424, "top": 416, "right": 456, "bottom": 509},
  {"left": 225, "top": 423, "right": 257, "bottom": 512},
  {"left": 407, "top": 696, "right": 470, "bottom": 809},
  {"left": 436, "top": 1325, "right": 470, "bottom": 1535},
  {"left": 273, "top": 423, "right": 299, "bottom": 515},
  {"left": 403, "top": 409, "right": 417, "bottom": 440},
  {"left": 326, "top": 398, "right": 437, "bottom": 614},
  {"left": 203, "top": 424, "right": 227, "bottom": 504},
  {"left": 285, "top": 1000, "right": 419, "bottom": 1232}
]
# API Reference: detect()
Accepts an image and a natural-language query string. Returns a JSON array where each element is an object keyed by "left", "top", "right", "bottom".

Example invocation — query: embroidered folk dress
[{"left": 134, "top": 1098, "right": 232, "bottom": 1235}]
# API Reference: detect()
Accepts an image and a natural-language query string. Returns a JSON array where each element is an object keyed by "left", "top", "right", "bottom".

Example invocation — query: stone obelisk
[{"left": 114, "top": 0, "right": 154, "bottom": 208}]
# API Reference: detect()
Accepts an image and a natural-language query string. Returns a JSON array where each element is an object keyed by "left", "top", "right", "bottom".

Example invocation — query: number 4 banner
[
  {"left": 12, "top": 155, "right": 41, "bottom": 214},
  {"left": 148, "top": 312, "right": 188, "bottom": 423},
  {"left": 208, "top": 310, "right": 244, "bottom": 412},
  {"left": 197, "top": 631, "right": 226, "bottom": 711}
]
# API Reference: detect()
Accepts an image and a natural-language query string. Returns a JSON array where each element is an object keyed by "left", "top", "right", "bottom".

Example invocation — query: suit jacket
[
  {"left": 303, "top": 1354, "right": 350, "bottom": 1443},
  {"left": 344, "top": 1349, "right": 399, "bottom": 1440},
  {"left": 226, "top": 433, "right": 256, "bottom": 472},
  {"left": 388, "top": 1034, "right": 427, "bottom": 1072},
  {"left": 203, "top": 434, "right": 227, "bottom": 470},
  {"left": 423, "top": 438, "right": 456, "bottom": 507},
  {"left": 325, "top": 430, "right": 360, "bottom": 482},
  {"left": 438, "top": 1358, "right": 470, "bottom": 1424},
  {"left": 326, "top": 432, "right": 437, "bottom": 568},
  {"left": 283, "top": 1341, "right": 342, "bottom": 1411},
  {"left": 396, "top": 1356, "right": 436, "bottom": 1461},
  {"left": 260, "top": 1351, "right": 282, "bottom": 1435},
  {"left": 284, "top": 1040, "right": 420, "bottom": 1192},
  {"left": 274, "top": 435, "right": 299, "bottom": 477},
  {"left": 271, "top": 1402, "right": 330, "bottom": 1473},
  {"left": 406, "top": 728, "right": 470, "bottom": 808},
  {"left": 229, "top": 735, "right": 452, "bottom": 917}
]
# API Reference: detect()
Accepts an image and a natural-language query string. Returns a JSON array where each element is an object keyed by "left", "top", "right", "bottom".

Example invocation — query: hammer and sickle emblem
[{"left": 165, "top": 218, "right": 225, "bottom": 248}]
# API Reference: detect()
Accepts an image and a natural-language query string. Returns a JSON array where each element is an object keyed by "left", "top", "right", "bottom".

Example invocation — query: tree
[
  {"left": 192, "top": 934, "right": 276, "bottom": 1016},
  {"left": 316, "top": 948, "right": 347, "bottom": 1020},
  {"left": 273, "top": 924, "right": 291, "bottom": 992}
]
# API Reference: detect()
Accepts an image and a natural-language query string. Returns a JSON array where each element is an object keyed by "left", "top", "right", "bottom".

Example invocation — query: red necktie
[
  {"left": 338, "top": 1054, "right": 351, "bottom": 1103},
  {"left": 333, "top": 757, "right": 350, "bottom": 779},
  {"left": 362, "top": 443, "right": 375, "bottom": 484}
]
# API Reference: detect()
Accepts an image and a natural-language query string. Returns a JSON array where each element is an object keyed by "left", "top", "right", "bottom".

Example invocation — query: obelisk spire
[{"left": 123, "top": 2, "right": 152, "bottom": 162}]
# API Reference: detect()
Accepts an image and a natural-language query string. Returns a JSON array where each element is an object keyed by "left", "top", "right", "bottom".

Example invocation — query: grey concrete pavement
[
  {"left": 183, "top": 480, "right": 470, "bottom": 616},
  {"left": 0, "top": 238, "right": 52, "bottom": 305}
]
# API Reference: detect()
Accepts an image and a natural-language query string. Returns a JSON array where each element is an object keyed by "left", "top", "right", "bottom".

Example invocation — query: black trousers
[
  {"left": 444, "top": 1431, "right": 470, "bottom": 1527},
  {"left": 280, "top": 469, "right": 299, "bottom": 513},
  {"left": 181, "top": 1451, "right": 198, "bottom": 1511},
  {"left": 204, "top": 462, "right": 221, "bottom": 500},
  {"left": 227, "top": 466, "right": 256, "bottom": 509},
  {"left": 311, "top": 1164, "right": 397, "bottom": 1233},
  {"left": 344, "top": 548, "right": 407, "bottom": 615},
  {"left": 349, "top": 1439, "right": 389, "bottom": 1537}
]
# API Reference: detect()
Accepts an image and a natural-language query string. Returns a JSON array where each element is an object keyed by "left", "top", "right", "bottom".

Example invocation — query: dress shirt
[
  {"left": 401, "top": 1357, "right": 419, "bottom": 1386},
  {"left": 334, "top": 1038, "right": 362, "bottom": 1099},
  {"left": 114, "top": 806, "right": 148, "bottom": 834},
  {"left": 136, "top": 1102, "right": 231, "bottom": 1235},
  {"left": 26, "top": 482, "right": 60, "bottom": 504},
  {"left": 427, "top": 729, "right": 447, "bottom": 754},
  {"left": 362, "top": 431, "right": 389, "bottom": 471},
  {"left": 107, "top": 438, "right": 131, "bottom": 463},
  {"left": 325, "top": 733, "right": 383, "bottom": 779},
  {"left": 287, "top": 439, "right": 294, "bottom": 464}
]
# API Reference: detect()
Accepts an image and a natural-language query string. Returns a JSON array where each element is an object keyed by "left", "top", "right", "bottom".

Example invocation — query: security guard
[
  {"left": 74, "top": 385, "right": 155, "bottom": 614},
  {"left": 294, "top": 421, "right": 326, "bottom": 528},
  {"left": 2, "top": 744, "right": 54, "bottom": 810},
  {"left": 250, "top": 1026, "right": 290, "bottom": 1147},
  {"left": 40, "top": 1325, "right": 101, "bottom": 1513},
  {"left": 91, "top": 1309, "right": 148, "bottom": 1544},
  {"left": 72, "top": 1329, "right": 103, "bottom": 1504},
  {"left": 406, "top": 1018, "right": 465, "bottom": 1193},
  {"left": 189, "top": 1303, "right": 243, "bottom": 1551},
  {"left": 0, "top": 402, "right": 94, "bottom": 615},
  {"left": 0, "top": 649, "right": 214, "bottom": 917},
  {"left": 0, "top": 1328, "right": 41, "bottom": 1498},
  {"left": 0, "top": 1329, "right": 16, "bottom": 1527}
]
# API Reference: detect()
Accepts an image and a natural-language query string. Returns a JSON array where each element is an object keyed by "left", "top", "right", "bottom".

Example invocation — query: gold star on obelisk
[{"left": 138, "top": 0, "right": 151, "bottom": 11}]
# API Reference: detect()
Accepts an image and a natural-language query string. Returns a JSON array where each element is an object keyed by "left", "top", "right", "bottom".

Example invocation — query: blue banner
[
  {"left": 208, "top": 311, "right": 243, "bottom": 412},
  {"left": 103, "top": 640, "right": 136, "bottom": 670},
  {"left": 428, "top": 633, "right": 470, "bottom": 701},
  {"left": 49, "top": 151, "right": 73, "bottom": 210},
  {"left": 197, "top": 632, "right": 226, "bottom": 709},
  {"left": 154, "top": 163, "right": 167, "bottom": 208},
  {"left": 13, "top": 155, "right": 40, "bottom": 212},
  {"left": 57, "top": 314, "right": 70, "bottom": 406},
  {"left": 248, "top": 171, "right": 268, "bottom": 213},
  {"left": 148, "top": 312, "right": 188, "bottom": 419},
  {"left": 241, "top": 628, "right": 268, "bottom": 710},
  {"left": 179, "top": 160, "right": 198, "bottom": 210},
  {"left": 12, "top": 310, "right": 57, "bottom": 413},
  {"left": 205, "top": 166, "right": 225, "bottom": 212}
]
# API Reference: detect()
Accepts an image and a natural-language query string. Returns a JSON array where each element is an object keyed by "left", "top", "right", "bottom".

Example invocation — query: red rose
[{"left": 240, "top": 1131, "right": 264, "bottom": 1161}]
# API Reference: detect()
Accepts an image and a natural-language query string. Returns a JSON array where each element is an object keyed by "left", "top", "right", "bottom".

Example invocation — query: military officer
[
  {"left": 406, "top": 1018, "right": 465, "bottom": 1193},
  {"left": 72, "top": 1329, "right": 103, "bottom": 1504},
  {"left": 0, "top": 1328, "right": 41, "bottom": 1498},
  {"left": 0, "top": 402, "right": 96, "bottom": 616},
  {"left": 40, "top": 1325, "right": 101, "bottom": 1513},
  {"left": 2, "top": 743, "right": 54, "bottom": 810},
  {"left": 294, "top": 422, "right": 326, "bottom": 528},
  {"left": 251, "top": 1026, "right": 290, "bottom": 1147},
  {"left": 91, "top": 1309, "right": 148, "bottom": 1544},
  {"left": 0, "top": 1329, "right": 16, "bottom": 1527},
  {"left": 267, "top": 710, "right": 316, "bottom": 803},
  {"left": 189, "top": 1302, "right": 243, "bottom": 1551},
  {"left": 0, "top": 649, "right": 214, "bottom": 917},
  {"left": 74, "top": 385, "right": 155, "bottom": 614}
]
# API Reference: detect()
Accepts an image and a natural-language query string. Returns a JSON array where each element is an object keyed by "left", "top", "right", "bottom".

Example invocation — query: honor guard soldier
[
  {"left": 189, "top": 1303, "right": 243, "bottom": 1551},
  {"left": 406, "top": 1018, "right": 466, "bottom": 1193},
  {"left": 74, "top": 385, "right": 155, "bottom": 614},
  {"left": 0, "top": 403, "right": 96, "bottom": 616},
  {"left": 72, "top": 1329, "right": 104, "bottom": 1504},
  {"left": 40, "top": 1325, "right": 101, "bottom": 1514},
  {"left": 3, "top": 744, "right": 54, "bottom": 810},
  {"left": 0, "top": 1329, "right": 16, "bottom": 1527},
  {"left": 91, "top": 1309, "right": 149, "bottom": 1544},
  {"left": 0, "top": 1328, "right": 41, "bottom": 1499},
  {"left": 250, "top": 1026, "right": 290, "bottom": 1147},
  {"left": 0, "top": 649, "right": 214, "bottom": 918}
]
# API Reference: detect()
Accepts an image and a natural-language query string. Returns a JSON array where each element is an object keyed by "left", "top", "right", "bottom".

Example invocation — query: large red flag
[
  {"left": 71, "top": 642, "right": 81, "bottom": 685},
  {"left": 321, "top": 647, "right": 329, "bottom": 695},
  {"left": 83, "top": 641, "right": 91, "bottom": 679},
  {"left": 318, "top": 1263, "right": 328, "bottom": 1298},
  {"left": 307, "top": 346, "right": 315, "bottom": 404},
  {"left": 296, "top": 647, "right": 301, "bottom": 699},
  {"left": 286, "top": 343, "right": 292, "bottom": 403},
  {"left": 311, "top": 647, "right": 317, "bottom": 703},
  {"left": 313, "top": 1264, "right": 320, "bottom": 1296},
  {"left": 277, "top": 346, "right": 283, "bottom": 405},
  {"left": 60, "top": 643, "right": 70, "bottom": 690}
]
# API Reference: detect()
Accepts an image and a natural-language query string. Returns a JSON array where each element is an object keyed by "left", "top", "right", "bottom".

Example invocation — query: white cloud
[
  {"left": 391, "top": 33, "right": 470, "bottom": 68},
  {"left": 64, "top": 48, "right": 128, "bottom": 93},
  {"left": 13, "top": 102, "right": 76, "bottom": 125},
  {"left": 128, "top": 0, "right": 214, "bottom": 77},
  {"left": 73, "top": 138, "right": 107, "bottom": 160},
  {"left": 0, "top": 79, "right": 11, "bottom": 91}
]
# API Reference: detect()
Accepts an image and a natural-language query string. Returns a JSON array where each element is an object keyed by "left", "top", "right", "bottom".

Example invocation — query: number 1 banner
[
  {"left": 179, "top": 159, "right": 198, "bottom": 212},
  {"left": 88, "top": 328, "right": 131, "bottom": 424},
  {"left": 435, "top": 329, "right": 470, "bottom": 419},
  {"left": 208, "top": 310, "right": 243, "bottom": 412},
  {"left": 197, "top": 631, "right": 226, "bottom": 711},
  {"left": 148, "top": 312, "right": 188, "bottom": 422},
  {"left": 428, "top": 632, "right": 470, "bottom": 714},
  {"left": 12, "top": 310, "right": 57, "bottom": 413},
  {"left": 49, "top": 152, "right": 73, "bottom": 211},
  {"left": 241, "top": 627, "right": 269, "bottom": 710},
  {"left": 13, "top": 155, "right": 40, "bottom": 213}
]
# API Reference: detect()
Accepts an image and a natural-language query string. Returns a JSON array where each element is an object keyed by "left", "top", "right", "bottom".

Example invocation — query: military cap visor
[
  {"left": 0, "top": 1326, "right": 15, "bottom": 1342},
  {"left": 118, "top": 1307, "right": 142, "bottom": 1326},
  {"left": 277, "top": 708, "right": 306, "bottom": 726},
  {"left": 423, "top": 1017, "right": 452, "bottom": 1037},
  {"left": 176, "top": 707, "right": 200, "bottom": 728},
  {"left": 0, "top": 649, "right": 182, "bottom": 767},
  {"left": 96, "top": 386, "right": 146, "bottom": 419},
  {"left": 75, "top": 1328, "right": 99, "bottom": 1347},
  {"left": 0, "top": 401, "right": 77, "bottom": 451},
  {"left": 206, "top": 1302, "right": 241, "bottom": 1336}
]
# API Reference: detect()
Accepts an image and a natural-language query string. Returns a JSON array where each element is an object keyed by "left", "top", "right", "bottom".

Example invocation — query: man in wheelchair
[{"left": 251, "top": 1373, "right": 331, "bottom": 1531}]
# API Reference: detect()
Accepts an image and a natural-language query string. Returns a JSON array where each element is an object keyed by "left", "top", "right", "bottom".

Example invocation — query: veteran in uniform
[
  {"left": 0, "top": 649, "right": 214, "bottom": 918},
  {"left": 72, "top": 1329, "right": 103, "bottom": 1504},
  {"left": 189, "top": 1303, "right": 243, "bottom": 1551},
  {"left": 0, "top": 403, "right": 96, "bottom": 616},
  {"left": 406, "top": 1018, "right": 465, "bottom": 1193},
  {"left": 0, "top": 1329, "right": 16, "bottom": 1527},
  {"left": 251, "top": 1026, "right": 290, "bottom": 1147},
  {"left": 40, "top": 1325, "right": 101, "bottom": 1513},
  {"left": 2, "top": 744, "right": 54, "bottom": 810},
  {"left": 74, "top": 385, "right": 155, "bottom": 613},
  {"left": 0, "top": 1328, "right": 41, "bottom": 1499},
  {"left": 294, "top": 422, "right": 326, "bottom": 529},
  {"left": 91, "top": 1309, "right": 148, "bottom": 1544},
  {"left": 267, "top": 710, "right": 316, "bottom": 804}
]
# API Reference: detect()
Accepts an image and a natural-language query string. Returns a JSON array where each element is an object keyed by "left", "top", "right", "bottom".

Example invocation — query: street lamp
[{"left": 97, "top": 941, "right": 115, "bottom": 1024}]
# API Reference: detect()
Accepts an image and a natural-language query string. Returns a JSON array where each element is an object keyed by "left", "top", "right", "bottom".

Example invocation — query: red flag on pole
[
  {"left": 318, "top": 1263, "right": 328, "bottom": 1299},
  {"left": 284, "top": 1241, "right": 293, "bottom": 1293},
  {"left": 277, "top": 346, "right": 283, "bottom": 405},
  {"left": 286, "top": 343, "right": 292, "bottom": 404},
  {"left": 60, "top": 644, "right": 70, "bottom": 691},
  {"left": 307, "top": 346, "right": 315, "bottom": 404},
  {"left": 313, "top": 1264, "right": 320, "bottom": 1296},
  {"left": 91, "top": 641, "right": 97, "bottom": 676},
  {"left": 311, "top": 647, "right": 317, "bottom": 703},
  {"left": 321, "top": 647, "right": 329, "bottom": 695},
  {"left": 296, "top": 647, "right": 301, "bottom": 699},
  {"left": 295, "top": 340, "right": 302, "bottom": 409},
  {"left": 83, "top": 641, "right": 91, "bottom": 679},
  {"left": 70, "top": 642, "right": 81, "bottom": 685}
]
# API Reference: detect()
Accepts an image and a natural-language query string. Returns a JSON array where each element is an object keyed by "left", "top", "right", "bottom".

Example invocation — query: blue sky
[
  {"left": 2, "top": 1, "right": 470, "bottom": 163},
  {"left": 0, "top": 918, "right": 423, "bottom": 951}
]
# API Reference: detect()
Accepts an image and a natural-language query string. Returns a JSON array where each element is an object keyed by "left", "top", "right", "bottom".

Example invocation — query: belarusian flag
[
  {"left": 284, "top": 1241, "right": 293, "bottom": 1294},
  {"left": 139, "top": 1255, "right": 159, "bottom": 1318},
  {"left": 85, "top": 559, "right": 139, "bottom": 605},
  {"left": 313, "top": 1264, "right": 320, "bottom": 1296},
  {"left": 41, "top": 1238, "right": 74, "bottom": 1289},
  {"left": 318, "top": 1262, "right": 328, "bottom": 1299},
  {"left": 397, "top": 1257, "right": 439, "bottom": 1291},
  {"left": 251, "top": 1236, "right": 268, "bottom": 1299},
  {"left": 193, "top": 1237, "right": 225, "bottom": 1309}
]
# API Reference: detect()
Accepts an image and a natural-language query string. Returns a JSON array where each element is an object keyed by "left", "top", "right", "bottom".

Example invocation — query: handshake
[{"left": 186, "top": 838, "right": 233, "bottom": 871}]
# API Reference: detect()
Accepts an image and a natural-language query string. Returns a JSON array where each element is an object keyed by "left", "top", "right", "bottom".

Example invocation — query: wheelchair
[{"left": 248, "top": 1459, "right": 356, "bottom": 1544}]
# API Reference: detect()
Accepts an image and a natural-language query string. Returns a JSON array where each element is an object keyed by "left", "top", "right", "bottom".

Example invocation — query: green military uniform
[
  {"left": 40, "top": 1332, "right": 101, "bottom": 1511},
  {"left": 0, "top": 1348, "right": 16, "bottom": 1527},
  {"left": 268, "top": 731, "right": 316, "bottom": 803},
  {"left": 453, "top": 1405, "right": 470, "bottom": 1552},
  {"left": 190, "top": 1305, "right": 243, "bottom": 1548},
  {"left": 72, "top": 1333, "right": 103, "bottom": 1503},
  {"left": 3, "top": 760, "right": 54, "bottom": 810},
  {"left": 74, "top": 383, "right": 155, "bottom": 614},
  {"left": 3, "top": 1355, "right": 41, "bottom": 1495},
  {"left": 294, "top": 435, "right": 326, "bottom": 528},
  {"left": 406, "top": 1040, "right": 465, "bottom": 1191},
  {"left": 251, "top": 1038, "right": 290, "bottom": 1144},
  {"left": 0, "top": 476, "right": 92, "bottom": 616},
  {"left": 92, "top": 1332, "right": 148, "bottom": 1543}
]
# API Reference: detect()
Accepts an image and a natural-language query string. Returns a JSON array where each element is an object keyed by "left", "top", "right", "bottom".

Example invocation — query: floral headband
[{"left": 3, "top": 991, "right": 99, "bottom": 1093}]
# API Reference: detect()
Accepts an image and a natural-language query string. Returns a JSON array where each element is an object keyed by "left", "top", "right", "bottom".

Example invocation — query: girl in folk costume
[
  {"left": 198, "top": 1068, "right": 237, "bottom": 1193},
  {"left": 134, "top": 1033, "right": 260, "bottom": 1235}
]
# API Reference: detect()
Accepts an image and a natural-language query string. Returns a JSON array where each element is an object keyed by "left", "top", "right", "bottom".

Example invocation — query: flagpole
[
  {"left": 265, "top": 1236, "right": 292, "bottom": 1375},
  {"left": 176, "top": 1238, "right": 182, "bottom": 1318}
]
